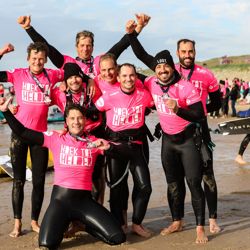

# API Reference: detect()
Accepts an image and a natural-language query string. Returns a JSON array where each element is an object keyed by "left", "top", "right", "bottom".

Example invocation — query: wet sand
[{"left": 0, "top": 111, "right": 250, "bottom": 250}]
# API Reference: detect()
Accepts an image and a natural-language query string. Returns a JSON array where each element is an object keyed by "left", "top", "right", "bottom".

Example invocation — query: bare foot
[
  {"left": 209, "top": 218, "right": 221, "bottom": 234},
  {"left": 160, "top": 220, "right": 183, "bottom": 235},
  {"left": 9, "top": 219, "right": 22, "bottom": 238},
  {"left": 31, "top": 220, "right": 40, "bottom": 233},
  {"left": 235, "top": 154, "right": 247, "bottom": 165},
  {"left": 64, "top": 221, "right": 85, "bottom": 238},
  {"left": 131, "top": 224, "right": 151, "bottom": 238},
  {"left": 195, "top": 226, "right": 208, "bottom": 244}
]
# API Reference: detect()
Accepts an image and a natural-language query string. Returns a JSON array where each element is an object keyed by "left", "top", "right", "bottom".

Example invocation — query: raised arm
[
  {"left": 17, "top": 15, "right": 64, "bottom": 68},
  {"left": 0, "top": 97, "right": 44, "bottom": 146},
  {"left": 126, "top": 19, "right": 154, "bottom": 71},
  {"left": 0, "top": 43, "right": 14, "bottom": 60},
  {"left": 107, "top": 13, "right": 151, "bottom": 59}
]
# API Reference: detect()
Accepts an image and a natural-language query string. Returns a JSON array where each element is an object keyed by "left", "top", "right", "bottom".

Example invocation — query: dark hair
[
  {"left": 118, "top": 63, "right": 137, "bottom": 74},
  {"left": 177, "top": 39, "right": 196, "bottom": 51},
  {"left": 27, "top": 42, "right": 49, "bottom": 58},
  {"left": 64, "top": 103, "right": 86, "bottom": 121},
  {"left": 99, "top": 53, "right": 117, "bottom": 67},
  {"left": 75, "top": 30, "right": 94, "bottom": 46}
]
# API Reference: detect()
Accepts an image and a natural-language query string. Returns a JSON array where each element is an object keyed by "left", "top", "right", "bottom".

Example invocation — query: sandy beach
[{"left": 0, "top": 109, "right": 250, "bottom": 250}]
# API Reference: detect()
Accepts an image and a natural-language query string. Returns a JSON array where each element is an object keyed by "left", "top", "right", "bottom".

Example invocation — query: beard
[{"left": 179, "top": 56, "right": 195, "bottom": 69}]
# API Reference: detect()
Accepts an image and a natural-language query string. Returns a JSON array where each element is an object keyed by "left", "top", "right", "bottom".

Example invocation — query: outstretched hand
[
  {"left": 0, "top": 43, "right": 14, "bottom": 56},
  {"left": 17, "top": 15, "right": 31, "bottom": 29},
  {"left": 126, "top": 19, "right": 137, "bottom": 34},
  {"left": 92, "top": 139, "right": 110, "bottom": 150},
  {"left": 0, "top": 96, "right": 13, "bottom": 112},
  {"left": 135, "top": 13, "right": 151, "bottom": 33}
]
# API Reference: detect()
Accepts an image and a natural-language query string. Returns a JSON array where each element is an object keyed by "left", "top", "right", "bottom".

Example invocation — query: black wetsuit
[
  {"left": 238, "top": 134, "right": 250, "bottom": 156},
  {"left": 127, "top": 32, "right": 207, "bottom": 225},
  {"left": 3, "top": 110, "right": 126, "bottom": 249},
  {"left": 105, "top": 127, "right": 152, "bottom": 226}
]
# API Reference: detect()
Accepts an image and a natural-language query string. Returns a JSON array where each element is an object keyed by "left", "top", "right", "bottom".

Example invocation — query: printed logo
[{"left": 59, "top": 144, "right": 93, "bottom": 167}]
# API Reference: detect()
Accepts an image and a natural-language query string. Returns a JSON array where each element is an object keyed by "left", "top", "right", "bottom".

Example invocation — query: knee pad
[
  {"left": 203, "top": 174, "right": 217, "bottom": 192},
  {"left": 168, "top": 182, "right": 179, "bottom": 196}
]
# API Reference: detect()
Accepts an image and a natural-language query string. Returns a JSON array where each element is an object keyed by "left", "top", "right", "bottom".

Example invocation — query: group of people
[
  {"left": 210, "top": 77, "right": 249, "bottom": 118},
  {"left": 0, "top": 13, "right": 222, "bottom": 250}
]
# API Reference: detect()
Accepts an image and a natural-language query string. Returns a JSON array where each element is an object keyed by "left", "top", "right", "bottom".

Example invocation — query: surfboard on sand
[
  {"left": 218, "top": 117, "right": 250, "bottom": 135},
  {"left": 0, "top": 155, "right": 32, "bottom": 181}
]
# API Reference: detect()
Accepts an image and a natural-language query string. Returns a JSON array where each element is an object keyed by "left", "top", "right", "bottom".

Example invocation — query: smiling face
[
  {"left": 118, "top": 64, "right": 137, "bottom": 93},
  {"left": 155, "top": 63, "right": 174, "bottom": 83},
  {"left": 66, "top": 109, "right": 86, "bottom": 136},
  {"left": 76, "top": 36, "right": 94, "bottom": 61},
  {"left": 99, "top": 58, "right": 118, "bottom": 85},
  {"left": 27, "top": 50, "right": 47, "bottom": 75},
  {"left": 176, "top": 41, "right": 196, "bottom": 68},
  {"left": 66, "top": 75, "right": 83, "bottom": 94}
]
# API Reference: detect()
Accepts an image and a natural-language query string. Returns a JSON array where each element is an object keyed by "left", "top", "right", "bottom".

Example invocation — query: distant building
[{"left": 219, "top": 55, "right": 232, "bottom": 65}]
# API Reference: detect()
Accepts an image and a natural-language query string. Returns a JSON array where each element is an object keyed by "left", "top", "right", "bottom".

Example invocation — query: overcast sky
[{"left": 1, "top": 0, "right": 250, "bottom": 70}]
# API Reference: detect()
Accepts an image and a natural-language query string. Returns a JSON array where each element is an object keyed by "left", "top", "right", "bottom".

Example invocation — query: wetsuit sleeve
[
  {"left": 25, "top": 26, "right": 64, "bottom": 68},
  {"left": 128, "top": 33, "right": 154, "bottom": 71},
  {"left": 0, "top": 55, "right": 2, "bottom": 60},
  {"left": 176, "top": 101, "right": 205, "bottom": 123},
  {"left": 206, "top": 89, "right": 222, "bottom": 113},
  {"left": 107, "top": 31, "right": 139, "bottom": 60},
  {"left": 137, "top": 73, "right": 147, "bottom": 83},
  {"left": 2, "top": 110, "right": 44, "bottom": 145},
  {"left": 0, "top": 71, "right": 8, "bottom": 82}
]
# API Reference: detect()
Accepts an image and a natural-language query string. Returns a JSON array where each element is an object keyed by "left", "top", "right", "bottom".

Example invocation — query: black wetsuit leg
[
  {"left": 238, "top": 134, "right": 250, "bottom": 155},
  {"left": 202, "top": 152, "right": 218, "bottom": 219},
  {"left": 161, "top": 131, "right": 205, "bottom": 225},
  {"left": 10, "top": 132, "right": 28, "bottom": 219},
  {"left": 108, "top": 156, "right": 130, "bottom": 226},
  {"left": 119, "top": 135, "right": 149, "bottom": 221},
  {"left": 201, "top": 118, "right": 218, "bottom": 219},
  {"left": 179, "top": 136, "right": 205, "bottom": 225},
  {"left": 108, "top": 142, "right": 151, "bottom": 226},
  {"left": 39, "top": 186, "right": 125, "bottom": 249},
  {"left": 129, "top": 143, "right": 151, "bottom": 225},
  {"left": 30, "top": 144, "right": 48, "bottom": 221},
  {"left": 161, "top": 135, "right": 185, "bottom": 221}
]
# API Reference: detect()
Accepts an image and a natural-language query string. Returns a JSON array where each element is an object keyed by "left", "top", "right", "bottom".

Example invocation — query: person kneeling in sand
[{"left": 0, "top": 97, "right": 126, "bottom": 249}]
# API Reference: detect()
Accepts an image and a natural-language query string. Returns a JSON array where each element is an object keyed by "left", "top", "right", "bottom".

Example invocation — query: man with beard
[
  {"left": 126, "top": 21, "right": 208, "bottom": 244},
  {"left": 175, "top": 39, "right": 221, "bottom": 234},
  {"left": 126, "top": 18, "right": 221, "bottom": 235}
]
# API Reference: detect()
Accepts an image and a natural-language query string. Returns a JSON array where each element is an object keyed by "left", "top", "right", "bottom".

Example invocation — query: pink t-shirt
[
  {"left": 7, "top": 68, "right": 64, "bottom": 131},
  {"left": 63, "top": 55, "right": 101, "bottom": 79},
  {"left": 43, "top": 132, "right": 102, "bottom": 190},
  {"left": 95, "top": 87, "right": 154, "bottom": 131},
  {"left": 175, "top": 64, "right": 219, "bottom": 114},
  {"left": 94, "top": 76, "right": 120, "bottom": 94},
  {"left": 145, "top": 76, "right": 201, "bottom": 135},
  {"left": 220, "top": 86, "right": 226, "bottom": 98},
  {"left": 243, "top": 81, "right": 249, "bottom": 90}
]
